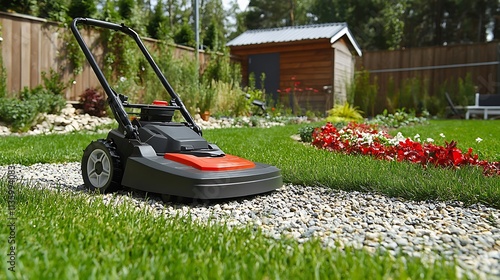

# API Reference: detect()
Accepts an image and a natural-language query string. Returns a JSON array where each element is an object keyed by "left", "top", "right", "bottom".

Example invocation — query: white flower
[
  {"left": 414, "top": 134, "right": 420, "bottom": 140},
  {"left": 426, "top": 138, "right": 434, "bottom": 143},
  {"left": 119, "top": 76, "right": 127, "bottom": 82},
  {"left": 72, "top": 80, "right": 76, "bottom": 85},
  {"left": 395, "top": 132, "right": 406, "bottom": 141},
  {"left": 475, "top": 137, "right": 483, "bottom": 143},
  {"left": 439, "top": 133, "right": 445, "bottom": 138}
]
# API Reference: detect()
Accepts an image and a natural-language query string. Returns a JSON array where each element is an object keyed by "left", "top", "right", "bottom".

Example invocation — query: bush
[
  {"left": 0, "top": 98, "right": 39, "bottom": 132},
  {"left": 0, "top": 83, "right": 67, "bottom": 132},
  {"left": 41, "top": 69, "right": 68, "bottom": 96},
  {"left": 326, "top": 102, "right": 364, "bottom": 123},
  {"left": 349, "top": 70, "right": 378, "bottom": 117},
  {"left": 367, "top": 108, "right": 428, "bottom": 128},
  {"left": 80, "top": 88, "right": 107, "bottom": 117},
  {"left": 298, "top": 125, "right": 315, "bottom": 143},
  {"left": 20, "top": 86, "right": 66, "bottom": 114}
]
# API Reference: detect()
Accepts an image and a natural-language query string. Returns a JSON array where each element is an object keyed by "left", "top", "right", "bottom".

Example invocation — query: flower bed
[{"left": 312, "top": 122, "right": 500, "bottom": 176}]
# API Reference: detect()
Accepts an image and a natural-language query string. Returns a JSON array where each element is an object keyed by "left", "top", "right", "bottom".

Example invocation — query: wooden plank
[
  {"left": 280, "top": 50, "right": 332, "bottom": 62},
  {"left": 281, "top": 59, "right": 332, "bottom": 69},
  {"left": 10, "top": 19, "right": 21, "bottom": 93},
  {"left": 422, "top": 46, "right": 434, "bottom": 96},
  {"left": 40, "top": 23, "right": 52, "bottom": 74},
  {"left": 231, "top": 40, "right": 331, "bottom": 56},
  {"left": 30, "top": 21, "right": 40, "bottom": 88},
  {"left": 2, "top": 18, "right": 13, "bottom": 96},
  {"left": 20, "top": 19, "right": 31, "bottom": 89},
  {"left": 432, "top": 46, "right": 445, "bottom": 97}
]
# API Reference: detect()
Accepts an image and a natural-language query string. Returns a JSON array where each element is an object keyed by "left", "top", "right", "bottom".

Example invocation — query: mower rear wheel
[{"left": 82, "top": 140, "right": 121, "bottom": 193}]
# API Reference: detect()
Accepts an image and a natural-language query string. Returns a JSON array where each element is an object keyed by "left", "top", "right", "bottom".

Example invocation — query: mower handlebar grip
[
  {"left": 72, "top": 18, "right": 138, "bottom": 37},
  {"left": 73, "top": 17, "right": 121, "bottom": 30}
]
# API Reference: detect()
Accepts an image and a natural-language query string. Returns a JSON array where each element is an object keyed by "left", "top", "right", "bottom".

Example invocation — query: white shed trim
[{"left": 330, "top": 27, "right": 362, "bottom": 57}]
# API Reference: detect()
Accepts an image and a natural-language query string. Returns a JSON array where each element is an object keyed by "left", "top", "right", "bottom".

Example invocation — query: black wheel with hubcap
[{"left": 81, "top": 140, "right": 122, "bottom": 193}]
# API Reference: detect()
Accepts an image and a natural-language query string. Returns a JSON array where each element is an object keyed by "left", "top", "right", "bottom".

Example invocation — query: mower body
[
  {"left": 71, "top": 18, "right": 282, "bottom": 199},
  {"left": 108, "top": 120, "right": 281, "bottom": 199}
]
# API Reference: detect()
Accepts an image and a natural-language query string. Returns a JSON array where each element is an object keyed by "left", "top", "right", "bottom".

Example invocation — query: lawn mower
[{"left": 71, "top": 18, "right": 282, "bottom": 200}]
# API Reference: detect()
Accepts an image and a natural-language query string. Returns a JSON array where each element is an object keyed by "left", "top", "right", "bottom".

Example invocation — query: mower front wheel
[{"left": 82, "top": 140, "right": 121, "bottom": 193}]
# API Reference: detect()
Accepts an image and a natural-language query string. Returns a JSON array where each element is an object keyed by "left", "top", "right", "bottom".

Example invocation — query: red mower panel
[{"left": 165, "top": 153, "right": 256, "bottom": 171}]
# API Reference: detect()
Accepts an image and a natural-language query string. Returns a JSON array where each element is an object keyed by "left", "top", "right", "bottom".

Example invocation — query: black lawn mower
[{"left": 71, "top": 18, "right": 282, "bottom": 200}]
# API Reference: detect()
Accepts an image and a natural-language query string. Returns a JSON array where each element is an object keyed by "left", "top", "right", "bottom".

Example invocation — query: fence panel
[
  {"left": 0, "top": 12, "right": 218, "bottom": 101},
  {"left": 356, "top": 42, "right": 499, "bottom": 114}
]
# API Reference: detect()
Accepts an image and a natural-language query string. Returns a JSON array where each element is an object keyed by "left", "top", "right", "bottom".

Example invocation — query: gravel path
[{"left": 1, "top": 162, "right": 499, "bottom": 279}]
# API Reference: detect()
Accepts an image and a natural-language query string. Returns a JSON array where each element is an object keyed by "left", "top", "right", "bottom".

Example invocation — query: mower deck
[{"left": 121, "top": 154, "right": 282, "bottom": 199}]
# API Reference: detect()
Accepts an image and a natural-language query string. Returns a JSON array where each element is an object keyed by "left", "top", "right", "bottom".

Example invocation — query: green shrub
[
  {"left": 67, "top": 0, "right": 97, "bottom": 19},
  {"left": 0, "top": 97, "right": 39, "bottom": 132},
  {"left": 41, "top": 69, "right": 68, "bottom": 96},
  {"left": 202, "top": 49, "right": 241, "bottom": 85},
  {"left": 367, "top": 108, "right": 428, "bottom": 128},
  {"left": 197, "top": 82, "right": 216, "bottom": 113},
  {"left": 298, "top": 125, "right": 315, "bottom": 142},
  {"left": 173, "top": 23, "right": 195, "bottom": 48},
  {"left": 326, "top": 102, "right": 364, "bottom": 123},
  {"left": 350, "top": 70, "right": 378, "bottom": 117},
  {"left": 0, "top": 68, "right": 68, "bottom": 132},
  {"left": 211, "top": 80, "right": 249, "bottom": 117},
  {"left": 457, "top": 73, "right": 475, "bottom": 106},
  {"left": 20, "top": 86, "right": 66, "bottom": 114}
]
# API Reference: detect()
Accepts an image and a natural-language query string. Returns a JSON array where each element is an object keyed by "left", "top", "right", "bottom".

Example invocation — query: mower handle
[{"left": 70, "top": 18, "right": 202, "bottom": 137}]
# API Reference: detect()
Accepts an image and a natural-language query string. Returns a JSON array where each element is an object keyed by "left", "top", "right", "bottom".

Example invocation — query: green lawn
[
  {"left": 0, "top": 120, "right": 498, "bottom": 207},
  {"left": 0, "top": 119, "right": 497, "bottom": 278},
  {"left": 0, "top": 183, "right": 462, "bottom": 279},
  {"left": 390, "top": 120, "right": 500, "bottom": 161}
]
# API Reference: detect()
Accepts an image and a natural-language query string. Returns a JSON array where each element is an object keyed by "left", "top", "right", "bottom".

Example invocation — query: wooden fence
[
  {"left": 356, "top": 42, "right": 500, "bottom": 113},
  {"left": 0, "top": 12, "right": 212, "bottom": 101}
]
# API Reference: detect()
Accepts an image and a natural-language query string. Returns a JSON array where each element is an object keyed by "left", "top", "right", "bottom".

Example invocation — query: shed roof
[{"left": 227, "top": 23, "right": 362, "bottom": 56}]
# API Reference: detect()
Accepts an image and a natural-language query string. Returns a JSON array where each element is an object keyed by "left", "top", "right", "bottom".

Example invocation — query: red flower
[{"left": 311, "top": 122, "right": 499, "bottom": 177}]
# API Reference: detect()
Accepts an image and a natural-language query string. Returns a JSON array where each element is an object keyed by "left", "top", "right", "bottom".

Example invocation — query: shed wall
[
  {"left": 231, "top": 40, "right": 337, "bottom": 113},
  {"left": 332, "top": 39, "right": 355, "bottom": 104}
]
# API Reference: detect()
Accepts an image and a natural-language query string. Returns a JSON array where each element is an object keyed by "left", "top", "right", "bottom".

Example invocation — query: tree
[
  {"left": 37, "top": 0, "right": 68, "bottom": 22},
  {"left": 401, "top": 0, "right": 499, "bottom": 47},
  {"left": 147, "top": 0, "right": 170, "bottom": 39},
  {"left": 68, "top": 0, "right": 97, "bottom": 19},
  {"left": 311, "top": 0, "right": 405, "bottom": 50},
  {"left": 203, "top": 19, "right": 225, "bottom": 50},
  {"left": 199, "top": 0, "right": 227, "bottom": 50},
  {"left": 174, "top": 22, "right": 195, "bottom": 47},
  {"left": 244, "top": 0, "right": 309, "bottom": 29},
  {"left": 0, "top": 0, "right": 36, "bottom": 14},
  {"left": 117, "top": 0, "right": 134, "bottom": 20}
]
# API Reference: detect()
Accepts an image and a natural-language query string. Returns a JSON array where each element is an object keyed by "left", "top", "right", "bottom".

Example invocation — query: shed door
[{"left": 248, "top": 53, "right": 280, "bottom": 99}]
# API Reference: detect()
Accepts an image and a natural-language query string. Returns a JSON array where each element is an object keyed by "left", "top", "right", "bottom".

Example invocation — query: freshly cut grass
[
  {"left": 203, "top": 124, "right": 500, "bottom": 208},
  {"left": 0, "top": 183, "right": 463, "bottom": 279},
  {"left": 390, "top": 120, "right": 500, "bottom": 161},
  {"left": 0, "top": 133, "right": 100, "bottom": 165},
  {"left": 0, "top": 120, "right": 498, "bottom": 207}
]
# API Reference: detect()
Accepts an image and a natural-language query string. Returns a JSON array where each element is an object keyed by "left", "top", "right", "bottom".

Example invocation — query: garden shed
[{"left": 227, "top": 23, "right": 362, "bottom": 114}]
